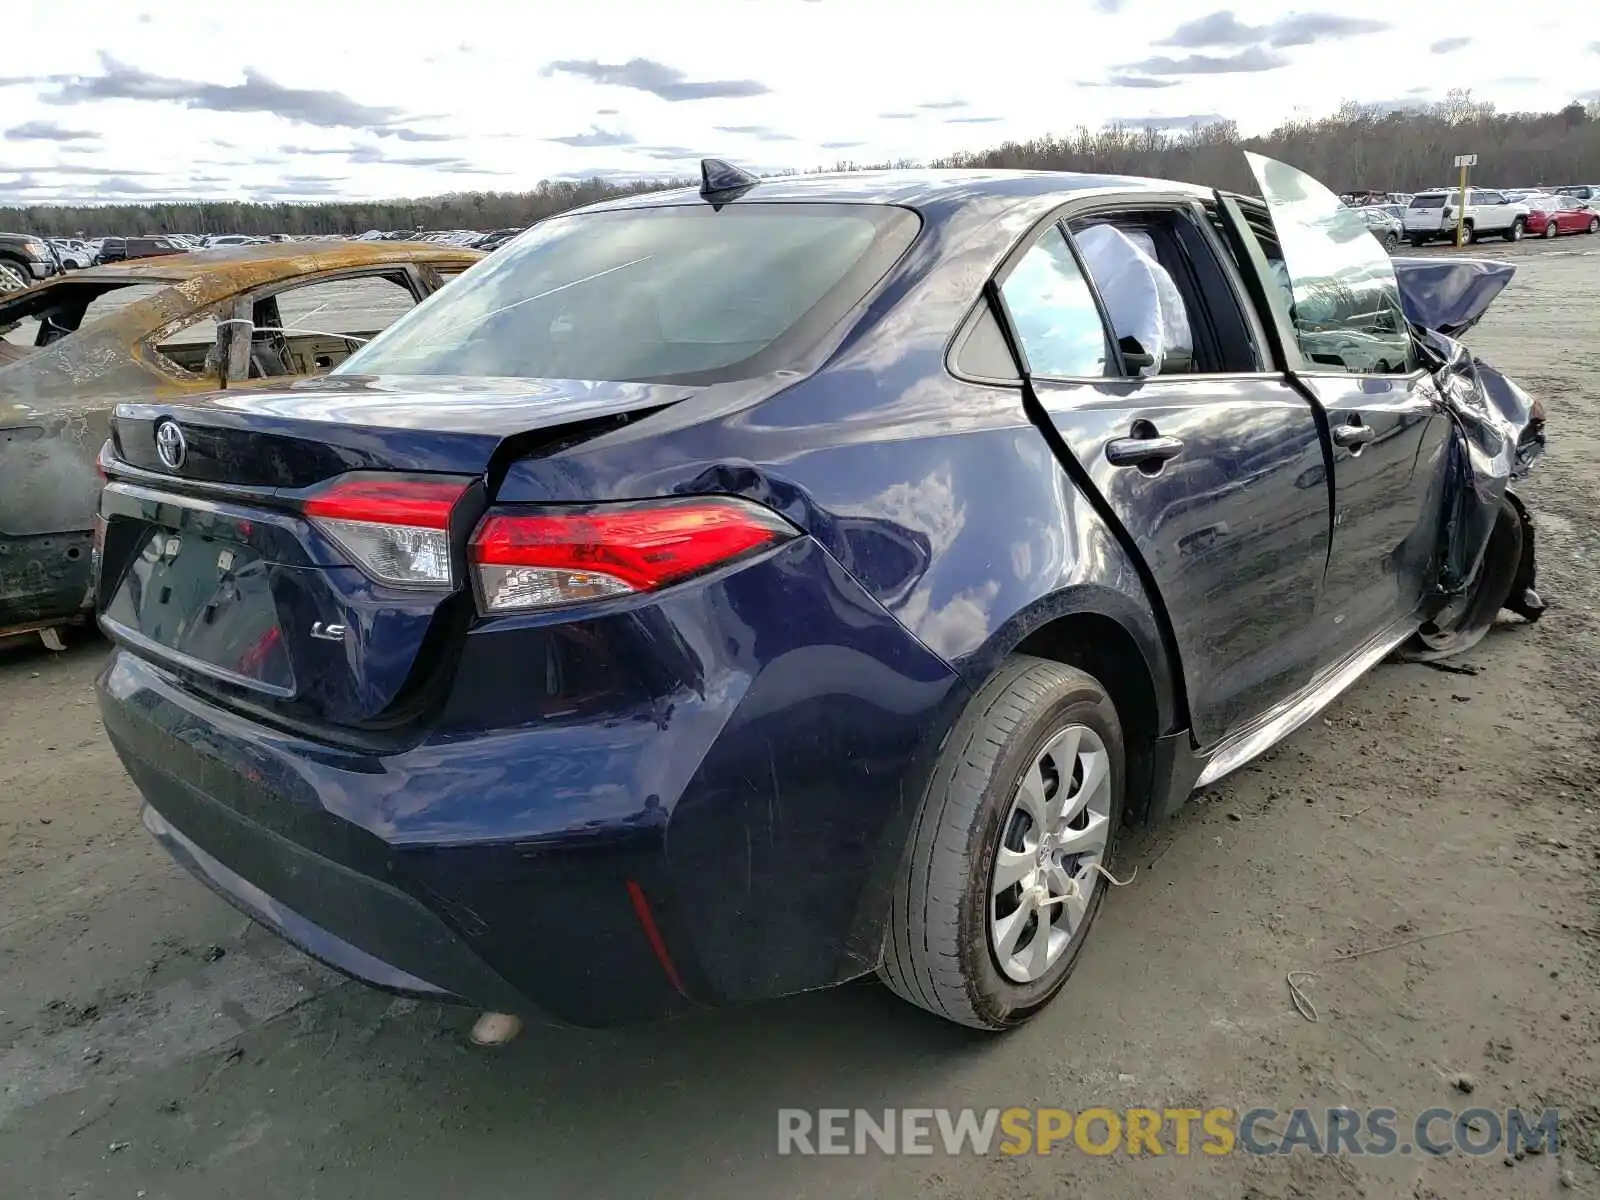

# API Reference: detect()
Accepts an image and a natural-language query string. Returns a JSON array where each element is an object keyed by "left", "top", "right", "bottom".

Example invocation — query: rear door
[
  {"left": 1472, "top": 190, "right": 1510, "bottom": 233},
  {"left": 996, "top": 202, "right": 1332, "bottom": 746},
  {"left": 1232, "top": 152, "right": 1451, "bottom": 667}
]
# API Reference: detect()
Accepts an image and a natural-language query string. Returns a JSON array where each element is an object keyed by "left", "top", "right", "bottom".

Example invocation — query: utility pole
[{"left": 1453, "top": 154, "right": 1477, "bottom": 247}]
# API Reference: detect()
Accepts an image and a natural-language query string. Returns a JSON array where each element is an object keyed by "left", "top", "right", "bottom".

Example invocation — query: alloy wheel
[
  {"left": 989, "top": 723, "right": 1113, "bottom": 984},
  {"left": 0, "top": 261, "right": 28, "bottom": 292}
]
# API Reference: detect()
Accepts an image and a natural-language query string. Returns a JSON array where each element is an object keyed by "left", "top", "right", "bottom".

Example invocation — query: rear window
[
  {"left": 1409, "top": 195, "right": 1446, "bottom": 209},
  {"left": 336, "top": 202, "right": 920, "bottom": 385}
]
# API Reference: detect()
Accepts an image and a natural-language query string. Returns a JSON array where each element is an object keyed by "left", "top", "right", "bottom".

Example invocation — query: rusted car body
[{"left": 0, "top": 242, "right": 482, "bottom": 640}]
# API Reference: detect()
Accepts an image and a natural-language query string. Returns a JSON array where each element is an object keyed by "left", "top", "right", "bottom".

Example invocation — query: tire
[
  {"left": 1406, "top": 494, "right": 1525, "bottom": 660},
  {"left": 1543, "top": 218, "right": 1559, "bottom": 239},
  {"left": 1409, "top": 235, "right": 1429, "bottom": 247},
  {"left": 0, "top": 257, "right": 30, "bottom": 292},
  {"left": 1460, "top": 223, "right": 1476, "bottom": 245},
  {"left": 1502, "top": 217, "right": 1525, "bottom": 243},
  {"left": 878, "top": 655, "right": 1125, "bottom": 1030},
  {"left": 1589, "top": 217, "right": 1599, "bottom": 235}
]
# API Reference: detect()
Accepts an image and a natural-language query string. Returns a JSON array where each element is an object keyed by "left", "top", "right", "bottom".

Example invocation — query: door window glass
[
  {"left": 1245, "top": 152, "right": 1413, "bottom": 376},
  {"left": 997, "top": 227, "right": 1109, "bottom": 378}
]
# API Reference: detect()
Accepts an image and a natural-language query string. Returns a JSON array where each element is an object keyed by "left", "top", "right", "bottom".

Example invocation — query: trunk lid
[
  {"left": 111, "top": 373, "right": 690, "bottom": 486},
  {"left": 98, "top": 374, "right": 690, "bottom": 732}
]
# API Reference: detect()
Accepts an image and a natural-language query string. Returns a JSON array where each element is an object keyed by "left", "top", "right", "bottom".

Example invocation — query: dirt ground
[{"left": 2, "top": 238, "right": 1597, "bottom": 1200}]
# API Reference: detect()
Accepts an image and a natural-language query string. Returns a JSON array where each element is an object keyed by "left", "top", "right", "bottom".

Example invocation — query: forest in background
[{"left": 4, "top": 91, "right": 1597, "bottom": 237}]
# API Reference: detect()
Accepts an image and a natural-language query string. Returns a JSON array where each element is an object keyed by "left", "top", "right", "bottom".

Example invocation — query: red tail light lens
[
  {"left": 304, "top": 476, "right": 469, "bottom": 588},
  {"left": 470, "top": 496, "right": 797, "bottom": 613}
]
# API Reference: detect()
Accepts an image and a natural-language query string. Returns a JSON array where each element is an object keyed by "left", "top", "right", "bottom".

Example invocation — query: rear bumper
[
  {"left": 141, "top": 802, "right": 526, "bottom": 1009},
  {"left": 97, "top": 538, "right": 967, "bottom": 1025}
]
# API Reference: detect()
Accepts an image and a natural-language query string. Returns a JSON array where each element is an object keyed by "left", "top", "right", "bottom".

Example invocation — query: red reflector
[
  {"left": 471, "top": 497, "right": 794, "bottom": 596},
  {"left": 625, "top": 880, "right": 687, "bottom": 997},
  {"left": 304, "top": 477, "right": 467, "bottom": 530}
]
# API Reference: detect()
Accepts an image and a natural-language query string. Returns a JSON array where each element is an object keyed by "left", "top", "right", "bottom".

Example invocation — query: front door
[
  {"left": 995, "top": 216, "right": 1332, "bottom": 746},
  {"left": 1236, "top": 152, "right": 1452, "bottom": 665}
]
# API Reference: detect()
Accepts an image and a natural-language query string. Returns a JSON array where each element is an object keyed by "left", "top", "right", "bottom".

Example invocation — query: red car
[{"left": 1525, "top": 194, "right": 1600, "bottom": 238}]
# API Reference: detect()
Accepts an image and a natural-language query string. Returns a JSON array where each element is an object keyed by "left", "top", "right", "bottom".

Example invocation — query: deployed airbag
[{"left": 1075, "top": 224, "right": 1192, "bottom": 376}]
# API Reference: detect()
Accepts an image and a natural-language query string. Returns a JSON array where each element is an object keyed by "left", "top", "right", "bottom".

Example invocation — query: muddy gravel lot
[{"left": 2, "top": 239, "right": 1597, "bottom": 1200}]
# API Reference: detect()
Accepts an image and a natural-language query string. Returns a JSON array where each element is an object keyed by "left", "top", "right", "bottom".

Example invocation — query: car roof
[
  {"left": 49, "top": 240, "right": 481, "bottom": 293},
  {"left": 0, "top": 241, "right": 484, "bottom": 335},
  {"left": 570, "top": 168, "right": 1212, "bottom": 219}
]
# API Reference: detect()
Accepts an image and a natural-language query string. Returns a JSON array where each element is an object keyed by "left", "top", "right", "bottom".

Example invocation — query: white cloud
[{"left": 0, "top": 0, "right": 1589, "bottom": 203}]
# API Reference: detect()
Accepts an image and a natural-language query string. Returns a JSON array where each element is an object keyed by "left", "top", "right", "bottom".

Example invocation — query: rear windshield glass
[
  {"left": 1409, "top": 195, "right": 1446, "bottom": 209},
  {"left": 335, "top": 202, "right": 920, "bottom": 384}
]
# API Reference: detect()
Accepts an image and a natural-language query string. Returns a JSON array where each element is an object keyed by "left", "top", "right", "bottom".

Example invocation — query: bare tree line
[
  {"left": 6, "top": 91, "right": 1597, "bottom": 238},
  {"left": 922, "top": 93, "right": 1600, "bottom": 194}
]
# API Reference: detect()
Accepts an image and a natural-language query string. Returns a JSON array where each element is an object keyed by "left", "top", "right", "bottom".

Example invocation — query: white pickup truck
[{"left": 1403, "top": 188, "right": 1530, "bottom": 245}]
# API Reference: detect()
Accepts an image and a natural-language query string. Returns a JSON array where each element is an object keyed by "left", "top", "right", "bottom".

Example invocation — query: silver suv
[{"left": 1403, "top": 188, "right": 1530, "bottom": 245}]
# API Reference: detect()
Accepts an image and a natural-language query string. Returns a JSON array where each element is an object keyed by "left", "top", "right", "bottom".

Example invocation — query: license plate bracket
[{"left": 103, "top": 527, "right": 294, "bottom": 691}]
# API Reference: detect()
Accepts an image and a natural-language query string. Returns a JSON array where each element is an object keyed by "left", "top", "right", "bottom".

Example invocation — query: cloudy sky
[{"left": 3, "top": 0, "right": 1595, "bottom": 205}]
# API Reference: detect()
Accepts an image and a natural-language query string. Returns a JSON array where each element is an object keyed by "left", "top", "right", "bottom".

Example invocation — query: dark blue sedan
[{"left": 92, "top": 155, "right": 1543, "bottom": 1031}]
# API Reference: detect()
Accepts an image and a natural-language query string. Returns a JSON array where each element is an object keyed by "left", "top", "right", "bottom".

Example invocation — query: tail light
[
  {"left": 470, "top": 496, "right": 797, "bottom": 613},
  {"left": 304, "top": 476, "right": 469, "bottom": 587}
]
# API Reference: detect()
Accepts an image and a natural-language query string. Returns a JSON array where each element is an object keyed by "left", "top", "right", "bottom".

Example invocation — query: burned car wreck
[{"left": 0, "top": 242, "right": 482, "bottom": 642}]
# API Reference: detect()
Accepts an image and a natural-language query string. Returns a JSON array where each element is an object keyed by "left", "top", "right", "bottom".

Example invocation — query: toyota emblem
[{"left": 154, "top": 418, "right": 187, "bottom": 471}]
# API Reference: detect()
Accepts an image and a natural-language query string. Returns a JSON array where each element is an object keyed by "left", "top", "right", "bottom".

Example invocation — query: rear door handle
[
  {"left": 1331, "top": 422, "right": 1376, "bottom": 448},
  {"left": 1106, "top": 434, "right": 1184, "bottom": 468}
]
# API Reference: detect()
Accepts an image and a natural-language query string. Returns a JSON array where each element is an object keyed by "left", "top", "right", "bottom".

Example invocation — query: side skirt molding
[
  {"left": 1148, "top": 617, "right": 1419, "bottom": 820},
  {"left": 1194, "top": 619, "right": 1418, "bottom": 789}
]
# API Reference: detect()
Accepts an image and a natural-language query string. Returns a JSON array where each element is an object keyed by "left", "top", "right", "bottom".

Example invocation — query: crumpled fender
[{"left": 1418, "top": 326, "right": 1543, "bottom": 605}]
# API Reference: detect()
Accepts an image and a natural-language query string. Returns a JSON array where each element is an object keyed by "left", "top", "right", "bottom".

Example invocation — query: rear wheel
[
  {"left": 878, "top": 656, "right": 1125, "bottom": 1030},
  {"left": 1460, "top": 222, "right": 1477, "bottom": 245},
  {"left": 1409, "top": 235, "right": 1429, "bottom": 247},
  {"left": 1502, "top": 217, "right": 1525, "bottom": 242}
]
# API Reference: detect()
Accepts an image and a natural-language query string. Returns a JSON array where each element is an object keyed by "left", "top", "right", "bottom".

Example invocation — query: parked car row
[
  {"left": 2, "top": 229, "right": 524, "bottom": 280},
  {"left": 356, "top": 227, "right": 527, "bottom": 251},
  {"left": 1401, "top": 183, "right": 1599, "bottom": 245}
]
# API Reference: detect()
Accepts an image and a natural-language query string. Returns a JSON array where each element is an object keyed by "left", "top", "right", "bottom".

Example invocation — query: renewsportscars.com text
[{"left": 777, "top": 1106, "right": 1561, "bottom": 1158}]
